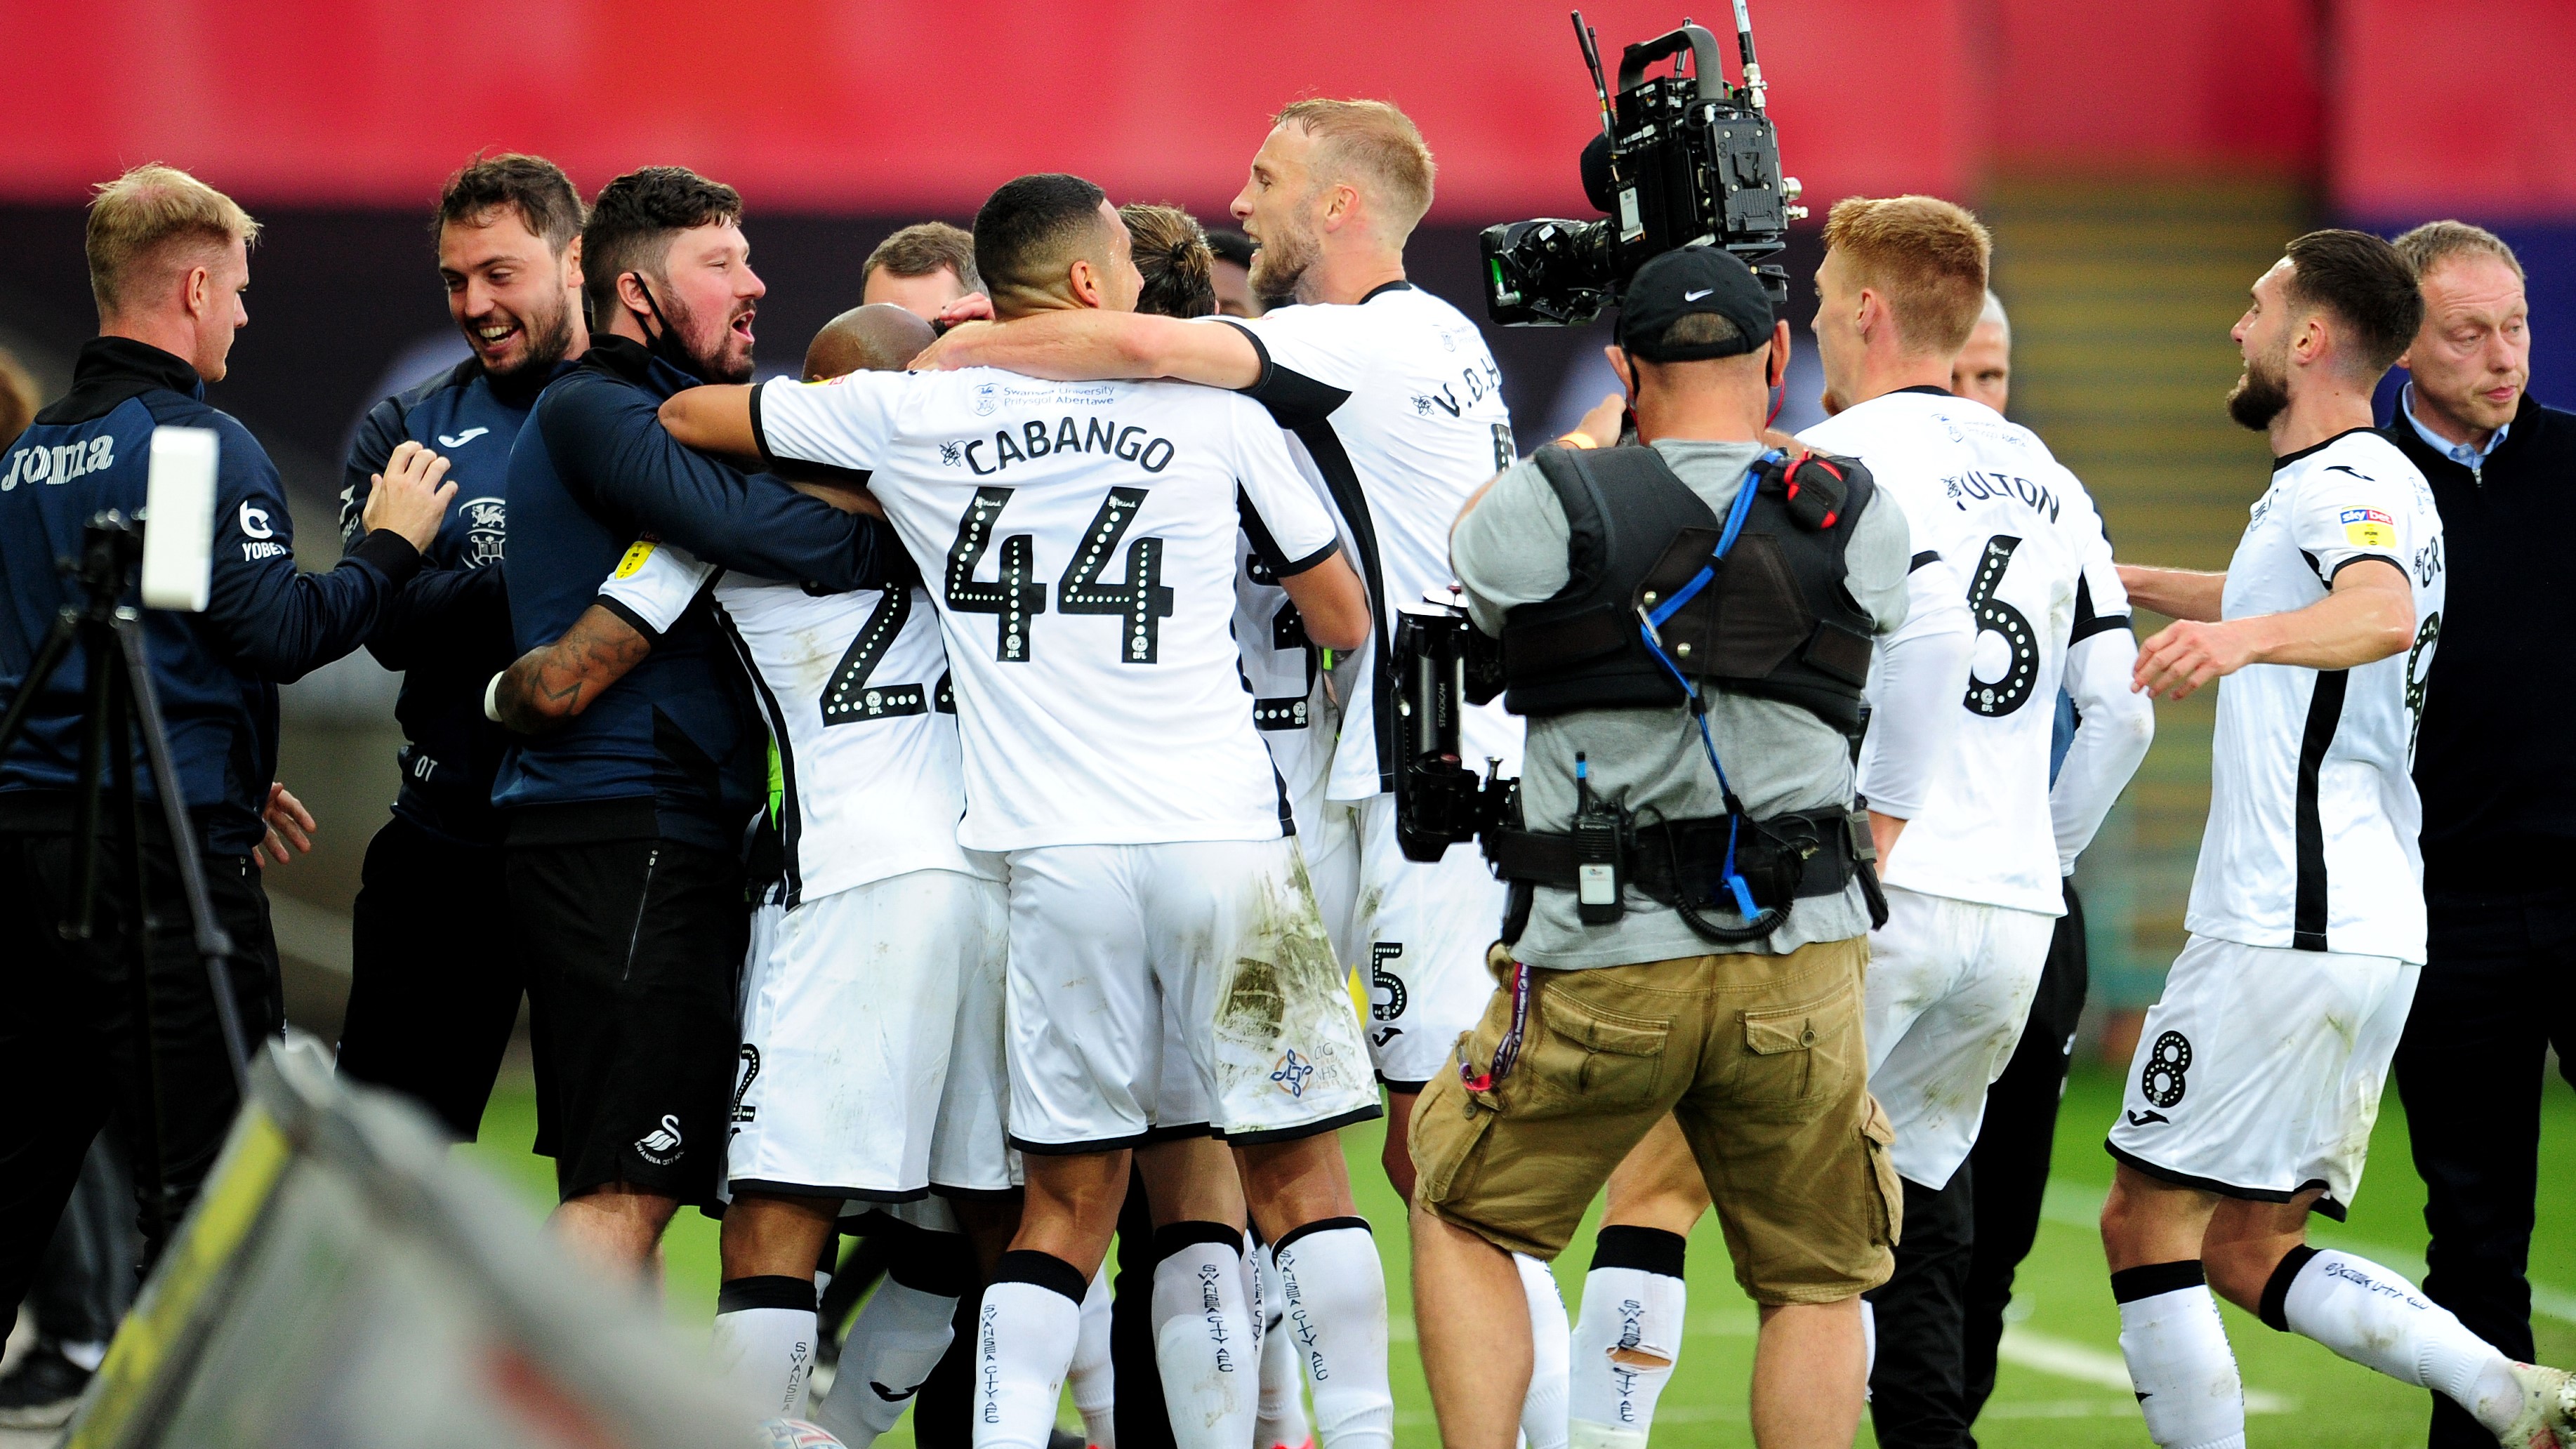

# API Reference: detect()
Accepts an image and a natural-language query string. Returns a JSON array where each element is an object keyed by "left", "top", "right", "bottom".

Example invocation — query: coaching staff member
[
  {"left": 0, "top": 164, "right": 454, "bottom": 1315},
  {"left": 334, "top": 154, "right": 589, "bottom": 1140},
  {"left": 2382, "top": 221, "right": 2575, "bottom": 1449},
  {"left": 497, "top": 166, "right": 898, "bottom": 1273},
  {"left": 861, "top": 220, "right": 983, "bottom": 321},
  {"left": 1408, "top": 248, "right": 1912, "bottom": 1449}
]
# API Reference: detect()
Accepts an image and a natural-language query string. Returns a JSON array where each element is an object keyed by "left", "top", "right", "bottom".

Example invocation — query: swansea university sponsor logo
[{"left": 943, "top": 416, "right": 1178, "bottom": 477}]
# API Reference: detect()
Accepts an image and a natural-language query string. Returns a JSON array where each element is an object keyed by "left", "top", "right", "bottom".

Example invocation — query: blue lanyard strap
[
  {"left": 1636, "top": 453, "right": 1779, "bottom": 924},
  {"left": 1642, "top": 455, "right": 1766, "bottom": 635}
]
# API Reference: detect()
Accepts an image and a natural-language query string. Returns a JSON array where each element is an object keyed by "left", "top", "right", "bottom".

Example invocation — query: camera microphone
[{"left": 1580, "top": 133, "right": 1617, "bottom": 214}]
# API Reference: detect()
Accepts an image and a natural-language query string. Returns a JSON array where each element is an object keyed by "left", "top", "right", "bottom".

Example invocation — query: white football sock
[
  {"left": 976, "top": 1255, "right": 1087, "bottom": 1449},
  {"left": 1255, "top": 1244, "right": 1313, "bottom": 1449},
  {"left": 1152, "top": 1223, "right": 1258, "bottom": 1449},
  {"left": 1517, "top": 1252, "right": 1571, "bottom": 1449},
  {"left": 2272, "top": 1246, "right": 2523, "bottom": 1436},
  {"left": 1069, "top": 1268, "right": 1118, "bottom": 1449},
  {"left": 1566, "top": 1227, "right": 1688, "bottom": 1449},
  {"left": 713, "top": 1274, "right": 821, "bottom": 1418},
  {"left": 817, "top": 1273, "right": 963, "bottom": 1447},
  {"left": 1272, "top": 1219, "right": 1394, "bottom": 1449},
  {"left": 2113, "top": 1262, "right": 2246, "bottom": 1449}
]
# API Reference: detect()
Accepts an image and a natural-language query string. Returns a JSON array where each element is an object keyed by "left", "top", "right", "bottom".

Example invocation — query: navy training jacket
[
  {"left": 341, "top": 355, "right": 565, "bottom": 847},
  {"left": 494, "top": 333, "right": 895, "bottom": 851},
  {"left": 0, "top": 337, "right": 426, "bottom": 854}
]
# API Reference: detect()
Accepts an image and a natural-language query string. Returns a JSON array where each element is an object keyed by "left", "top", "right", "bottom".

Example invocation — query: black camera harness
[{"left": 1482, "top": 450, "right": 1886, "bottom": 946}]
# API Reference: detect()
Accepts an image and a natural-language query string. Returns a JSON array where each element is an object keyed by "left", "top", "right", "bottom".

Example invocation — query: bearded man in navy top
[{"left": 333, "top": 154, "right": 592, "bottom": 1143}]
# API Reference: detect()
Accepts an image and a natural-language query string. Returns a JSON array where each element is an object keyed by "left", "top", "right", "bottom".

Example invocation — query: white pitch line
[{"left": 2000, "top": 1327, "right": 2296, "bottom": 1413}]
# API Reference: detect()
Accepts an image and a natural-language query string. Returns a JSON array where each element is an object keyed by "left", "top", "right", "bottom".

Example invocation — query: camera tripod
[{"left": 0, "top": 511, "right": 252, "bottom": 1245}]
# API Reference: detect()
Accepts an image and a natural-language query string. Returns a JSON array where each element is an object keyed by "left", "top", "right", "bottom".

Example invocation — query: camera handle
[
  {"left": 1617, "top": 23, "right": 1728, "bottom": 101},
  {"left": 0, "top": 512, "right": 253, "bottom": 1243}
]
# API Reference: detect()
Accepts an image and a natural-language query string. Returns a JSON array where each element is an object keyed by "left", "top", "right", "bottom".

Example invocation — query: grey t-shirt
[{"left": 1450, "top": 439, "right": 1912, "bottom": 969}]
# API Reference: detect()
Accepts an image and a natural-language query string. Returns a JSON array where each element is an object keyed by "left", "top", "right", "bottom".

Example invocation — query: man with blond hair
[
  {"left": 0, "top": 164, "right": 456, "bottom": 1317},
  {"left": 918, "top": 102, "right": 1545, "bottom": 1449},
  {"left": 1795, "top": 194, "right": 2153, "bottom": 1448}
]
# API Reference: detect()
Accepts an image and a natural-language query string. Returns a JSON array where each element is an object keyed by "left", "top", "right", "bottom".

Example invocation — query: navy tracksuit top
[
  {"left": 341, "top": 355, "right": 562, "bottom": 847},
  {"left": 0, "top": 337, "right": 425, "bottom": 855},
  {"left": 494, "top": 333, "right": 897, "bottom": 852}
]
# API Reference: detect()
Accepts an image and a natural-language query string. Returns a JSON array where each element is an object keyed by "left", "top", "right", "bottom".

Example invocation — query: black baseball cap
[{"left": 1617, "top": 246, "right": 1775, "bottom": 362}]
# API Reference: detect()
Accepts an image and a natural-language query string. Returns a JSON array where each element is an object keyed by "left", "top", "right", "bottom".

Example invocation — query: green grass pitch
[{"left": 463, "top": 1061, "right": 2576, "bottom": 1446}]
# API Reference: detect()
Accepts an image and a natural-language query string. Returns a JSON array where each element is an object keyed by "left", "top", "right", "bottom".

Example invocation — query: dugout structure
[{"left": 58, "top": 1038, "right": 758, "bottom": 1448}]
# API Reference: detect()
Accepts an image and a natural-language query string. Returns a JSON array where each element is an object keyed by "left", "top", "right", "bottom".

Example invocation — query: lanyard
[{"left": 1637, "top": 456, "right": 1776, "bottom": 922}]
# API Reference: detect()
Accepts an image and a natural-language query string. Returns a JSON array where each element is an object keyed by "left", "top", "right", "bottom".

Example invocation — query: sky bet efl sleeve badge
[{"left": 2341, "top": 508, "right": 2396, "bottom": 548}]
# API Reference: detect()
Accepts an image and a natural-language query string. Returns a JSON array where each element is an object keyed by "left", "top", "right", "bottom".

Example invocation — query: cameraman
[
  {"left": 1408, "top": 248, "right": 1913, "bottom": 1449},
  {"left": 0, "top": 164, "right": 454, "bottom": 1317}
]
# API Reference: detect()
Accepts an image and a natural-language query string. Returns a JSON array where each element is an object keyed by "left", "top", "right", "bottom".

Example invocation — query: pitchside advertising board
[{"left": 62, "top": 1043, "right": 758, "bottom": 1449}]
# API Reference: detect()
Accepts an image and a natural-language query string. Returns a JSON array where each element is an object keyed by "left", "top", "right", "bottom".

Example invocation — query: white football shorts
[
  {"left": 2106, "top": 934, "right": 2419, "bottom": 1219},
  {"left": 1864, "top": 885, "right": 2059, "bottom": 1189},
  {"left": 1333, "top": 793, "right": 1511, "bottom": 1090},
  {"left": 1003, "top": 837, "right": 1378, "bottom": 1151},
  {"left": 728, "top": 866, "right": 1013, "bottom": 1200}
]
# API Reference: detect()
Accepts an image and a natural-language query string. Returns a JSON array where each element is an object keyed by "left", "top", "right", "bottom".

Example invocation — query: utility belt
[{"left": 1486, "top": 802, "right": 1887, "bottom": 944}]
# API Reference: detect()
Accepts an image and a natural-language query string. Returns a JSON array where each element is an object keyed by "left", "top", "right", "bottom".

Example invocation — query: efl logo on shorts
[
  {"left": 2341, "top": 508, "right": 2396, "bottom": 548},
  {"left": 634, "top": 1113, "right": 685, "bottom": 1165},
  {"left": 1271, "top": 1050, "right": 1315, "bottom": 1097}
]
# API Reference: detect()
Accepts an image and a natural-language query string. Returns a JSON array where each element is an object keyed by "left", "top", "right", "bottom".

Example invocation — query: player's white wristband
[{"left": 483, "top": 672, "right": 506, "bottom": 723}]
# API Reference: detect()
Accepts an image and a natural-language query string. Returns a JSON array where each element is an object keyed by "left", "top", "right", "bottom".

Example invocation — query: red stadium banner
[{"left": 1, "top": 0, "right": 1971, "bottom": 215}]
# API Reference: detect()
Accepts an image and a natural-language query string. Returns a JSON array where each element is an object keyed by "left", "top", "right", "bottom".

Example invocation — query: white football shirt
[
  {"left": 753, "top": 368, "right": 1342, "bottom": 851},
  {"left": 1232, "top": 530, "right": 1330, "bottom": 800},
  {"left": 1220, "top": 283, "right": 1525, "bottom": 800},
  {"left": 1802, "top": 388, "right": 2140, "bottom": 915},
  {"left": 2185, "top": 428, "right": 2444, "bottom": 962},
  {"left": 592, "top": 538, "right": 989, "bottom": 901}
]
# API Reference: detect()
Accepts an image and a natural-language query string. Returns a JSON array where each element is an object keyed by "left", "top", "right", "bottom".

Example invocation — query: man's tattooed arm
[{"left": 493, "top": 604, "right": 654, "bottom": 734}]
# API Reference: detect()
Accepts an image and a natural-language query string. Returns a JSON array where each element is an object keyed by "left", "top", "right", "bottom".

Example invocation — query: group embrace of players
[
  {"left": 322, "top": 105, "right": 1512, "bottom": 1449},
  {"left": 16, "top": 81, "right": 2572, "bottom": 1449}
]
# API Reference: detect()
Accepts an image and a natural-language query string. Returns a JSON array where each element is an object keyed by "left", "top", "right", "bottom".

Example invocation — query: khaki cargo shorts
[{"left": 1411, "top": 936, "right": 1900, "bottom": 1305}]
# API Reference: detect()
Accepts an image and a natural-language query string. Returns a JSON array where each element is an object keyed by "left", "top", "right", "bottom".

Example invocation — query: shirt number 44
[{"left": 946, "top": 485, "right": 1176, "bottom": 663}]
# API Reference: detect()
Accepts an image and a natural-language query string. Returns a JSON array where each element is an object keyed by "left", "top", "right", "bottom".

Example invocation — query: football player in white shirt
[
  {"left": 662, "top": 174, "right": 1399, "bottom": 1449},
  {"left": 1125, "top": 197, "right": 1331, "bottom": 1449},
  {"left": 2106, "top": 230, "right": 2572, "bottom": 1449},
  {"left": 915, "top": 101, "right": 1575, "bottom": 1449},
  {"left": 1793, "top": 197, "right": 2156, "bottom": 1443},
  {"left": 497, "top": 306, "right": 1010, "bottom": 1434}
]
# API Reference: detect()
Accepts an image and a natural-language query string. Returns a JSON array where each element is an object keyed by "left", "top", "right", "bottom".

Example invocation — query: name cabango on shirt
[{"left": 939, "top": 380, "right": 1182, "bottom": 477}]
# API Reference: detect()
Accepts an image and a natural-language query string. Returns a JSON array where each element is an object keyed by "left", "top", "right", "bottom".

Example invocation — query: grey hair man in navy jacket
[{"left": 2382, "top": 220, "right": 2576, "bottom": 1449}]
